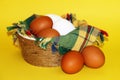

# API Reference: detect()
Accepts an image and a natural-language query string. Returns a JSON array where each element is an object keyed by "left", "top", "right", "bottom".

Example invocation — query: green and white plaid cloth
[{"left": 40, "top": 25, "right": 107, "bottom": 54}]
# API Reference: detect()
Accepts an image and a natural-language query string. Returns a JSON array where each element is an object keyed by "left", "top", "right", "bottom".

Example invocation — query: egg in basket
[{"left": 7, "top": 13, "right": 108, "bottom": 74}]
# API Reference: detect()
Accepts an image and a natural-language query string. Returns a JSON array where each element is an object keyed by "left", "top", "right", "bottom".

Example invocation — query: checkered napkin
[{"left": 40, "top": 25, "right": 108, "bottom": 54}]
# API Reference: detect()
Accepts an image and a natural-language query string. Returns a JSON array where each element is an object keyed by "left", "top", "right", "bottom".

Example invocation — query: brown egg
[
  {"left": 37, "top": 28, "right": 60, "bottom": 38},
  {"left": 30, "top": 16, "right": 53, "bottom": 35},
  {"left": 61, "top": 51, "right": 84, "bottom": 74},
  {"left": 81, "top": 45, "right": 105, "bottom": 68}
]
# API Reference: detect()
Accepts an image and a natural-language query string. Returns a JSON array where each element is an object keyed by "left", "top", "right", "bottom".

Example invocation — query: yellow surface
[{"left": 0, "top": 0, "right": 120, "bottom": 80}]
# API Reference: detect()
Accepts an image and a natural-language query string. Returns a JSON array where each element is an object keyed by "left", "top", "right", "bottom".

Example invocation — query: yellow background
[{"left": 0, "top": 0, "right": 120, "bottom": 80}]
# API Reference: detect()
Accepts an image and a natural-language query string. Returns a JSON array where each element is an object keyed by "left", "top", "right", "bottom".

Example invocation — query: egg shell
[
  {"left": 53, "top": 19, "right": 75, "bottom": 35},
  {"left": 30, "top": 16, "right": 53, "bottom": 35},
  {"left": 37, "top": 28, "right": 60, "bottom": 38},
  {"left": 46, "top": 14, "right": 75, "bottom": 35},
  {"left": 61, "top": 51, "right": 84, "bottom": 74},
  {"left": 46, "top": 14, "right": 62, "bottom": 23},
  {"left": 81, "top": 45, "right": 105, "bottom": 68}
]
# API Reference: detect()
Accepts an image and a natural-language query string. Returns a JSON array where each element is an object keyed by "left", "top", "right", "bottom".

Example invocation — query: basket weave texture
[{"left": 17, "top": 33, "right": 62, "bottom": 67}]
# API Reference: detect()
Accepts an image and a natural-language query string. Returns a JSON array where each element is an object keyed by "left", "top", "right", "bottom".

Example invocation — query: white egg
[
  {"left": 46, "top": 14, "right": 75, "bottom": 35},
  {"left": 46, "top": 14, "right": 62, "bottom": 23},
  {"left": 53, "top": 19, "right": 75, "bottom": 35}
]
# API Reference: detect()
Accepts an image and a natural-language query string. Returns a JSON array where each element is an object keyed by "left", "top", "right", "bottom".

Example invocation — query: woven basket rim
[{"left": 17, "top": 32, "right": 35, "bottom": 41}]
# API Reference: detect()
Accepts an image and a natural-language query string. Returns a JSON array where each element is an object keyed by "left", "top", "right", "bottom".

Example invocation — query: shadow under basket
[{"left": 17, "top": 33, "right": 62, "bottom": 67}]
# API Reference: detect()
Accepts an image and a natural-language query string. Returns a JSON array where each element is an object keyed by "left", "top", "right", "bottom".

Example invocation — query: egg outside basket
[{"left": 16, "top": 33, "right": 62, "bottom": 67}]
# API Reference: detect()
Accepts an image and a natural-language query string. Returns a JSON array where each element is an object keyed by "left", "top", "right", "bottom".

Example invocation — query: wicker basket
[{"left": 16, "top": 33, "right": 62, "bottom": 67}]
